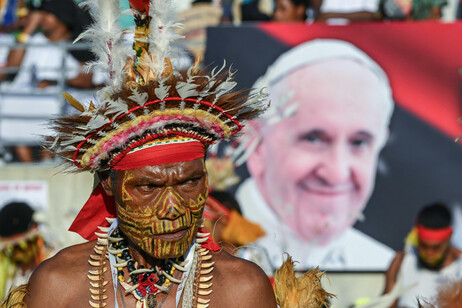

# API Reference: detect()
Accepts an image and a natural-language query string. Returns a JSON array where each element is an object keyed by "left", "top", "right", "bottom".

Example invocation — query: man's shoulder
[
  {"left": 212, "top": 250, "right": 268, "bottom": 279},
  {"left": 24, "top": 241, "right": 97, "bottom": 307},
  {"left": 38, "top": 240, "right": 95, "bottom": 275},
  {"left": 210, "top": 251, "right": 277, "bottom": 307}
]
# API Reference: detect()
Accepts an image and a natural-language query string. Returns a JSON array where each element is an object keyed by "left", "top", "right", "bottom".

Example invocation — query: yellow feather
[
  {"left": 162, "top": 57, "right": 173, "bottom": 79},
  {"left": 63, "top": 92, "right": 85, "bottom": 112}
]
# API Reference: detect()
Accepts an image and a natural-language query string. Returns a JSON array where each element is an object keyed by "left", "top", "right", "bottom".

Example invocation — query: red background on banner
[{"left": 259, "top": 22, "right": 462, "bottom": 139}]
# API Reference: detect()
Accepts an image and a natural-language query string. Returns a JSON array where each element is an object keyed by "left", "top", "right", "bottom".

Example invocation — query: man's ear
[{"left": 98, "top": 171, "right": 114, "bottom": 196}]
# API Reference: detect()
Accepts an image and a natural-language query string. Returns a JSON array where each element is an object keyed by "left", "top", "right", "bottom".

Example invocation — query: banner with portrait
[{"left": 204, "top": 21, "right": 462, "bottom": 271}]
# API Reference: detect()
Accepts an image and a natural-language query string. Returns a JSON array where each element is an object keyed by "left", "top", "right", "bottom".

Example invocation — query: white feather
[
  {"left": 176, "top": 81, "right": 198, "bottom": 100},
  {"left": 225, "top": 88, "right": 268, "bottom": 113},
  {"left": 148, "top": 0, "right": 184, "bottom": 77},
  {"left": 105, "top": 98, "right": 129, "bottom": 119},
  {"left": 175, "top": 66, "right": 200, "bottom": 99},
  {"left": 60, "top": 135, "right": 86, "bottom": 146},
  {"left": 50, "top": 135, "right": 60, "bottom": 149},
  {"left": 155, "top": 76, "right": 171, "bottom": 100},
  {"left": 129, "top": 86, "right": 149, "bottom": 106},
  {"left": 201, "top": 61, "right": 227, "bottom": 95},
  {"left": 87, "top": 114, "right": 110, "bottom": 130},
  {"left": 77, "top": 0, "right": 125, "bottom": 82},
  {"left": 63, "top": 145, "right": 78, "bottom": 152}
]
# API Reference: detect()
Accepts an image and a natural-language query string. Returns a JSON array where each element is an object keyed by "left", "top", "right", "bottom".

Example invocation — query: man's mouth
[
  {"left": 299, "top": 182, "right": 355, "bottom": 196},
  {"left": 152, "top": 228, "right": 189, "bottom": 241}
]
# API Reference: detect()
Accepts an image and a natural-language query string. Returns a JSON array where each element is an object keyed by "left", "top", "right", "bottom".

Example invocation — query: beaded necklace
[
  {"left": 108, "top": 227, "right": 186, "bottom": 308},
  {"left": 88, "top": 218, "right": 221, "bottom": 308}
]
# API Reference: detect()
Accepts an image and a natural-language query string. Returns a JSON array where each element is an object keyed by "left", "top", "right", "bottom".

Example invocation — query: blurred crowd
[{"left": 0, "top": 0, "right": 457, "bottom": 163}]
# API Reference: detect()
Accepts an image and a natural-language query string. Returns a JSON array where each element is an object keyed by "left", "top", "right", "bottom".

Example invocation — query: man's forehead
[
  {"left": 418, "top": 238, "right": 449, "bottom": 246},
  {"left": 268, "top": 60, "right": 391, "bottom": 125},
  {"left": 287, "top": 59, "right": 381, "bottom": 81},
  {"left": 284, "top": 101, "right": 388, "bottom": 137}
]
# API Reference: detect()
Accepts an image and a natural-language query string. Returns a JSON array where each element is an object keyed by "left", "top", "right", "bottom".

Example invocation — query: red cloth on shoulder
[{"left": 68, "top": 183, "right": 116, "bottom": 241}]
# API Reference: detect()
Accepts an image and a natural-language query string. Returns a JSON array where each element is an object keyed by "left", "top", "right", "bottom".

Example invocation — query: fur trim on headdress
[
  {"left": 274, "top": 255, "right": 334, "bottom": 308},
  {"left": 1, "top": 284, "right": 28, "bottom": 308}
]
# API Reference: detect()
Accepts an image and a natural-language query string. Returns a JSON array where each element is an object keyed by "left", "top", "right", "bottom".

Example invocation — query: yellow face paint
[
  {"left": 121, "top": 171, "right": 134, "bottom": 203},
  {"left": 115, "top": 160, "right": 208, "bottom": 259},
  {"left": 419, "top": 250, "right": 445, "bottom": 266},
  {"left": 118, "top": 189, "right": 207, "bottom": 258}
]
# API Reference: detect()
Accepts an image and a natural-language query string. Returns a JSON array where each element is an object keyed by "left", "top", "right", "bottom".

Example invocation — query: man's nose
[
  {"left": 316, "top": 145, "right": 352, "bottom": 185},
  {"left": 157, "top": 188, "right": 186, "bottom": 220}
]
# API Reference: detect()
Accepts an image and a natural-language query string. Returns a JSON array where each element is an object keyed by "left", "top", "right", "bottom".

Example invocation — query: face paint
[
  {"left": 5, "top": 236, "right": 39, "bottom": 265},
  {"left": 114, "top": 159, "right": 208, "bottom": 259},
  {"left": 417, "top": 238, "right": 450, "bottom": 271},
  {"left": 121, "top": 171, "right": 134, "bottom": 203},
  {"left": 418, "top": 250, "right": 446, "bottom": 270},
  {"left": 118, "top": 188, "right": 206, "bottom": 258}
]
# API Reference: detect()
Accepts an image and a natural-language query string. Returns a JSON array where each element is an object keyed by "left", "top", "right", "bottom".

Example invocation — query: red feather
[{"left": 129, "top": 0, "right": 150, "bottom": 12}]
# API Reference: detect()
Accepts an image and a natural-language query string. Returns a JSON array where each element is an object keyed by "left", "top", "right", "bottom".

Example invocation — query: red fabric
[
  {"left": 268, "top": 276, "right": 275, "bottom": 288},
  {"left": 198, "top": 227, "right": 221, "bottom": 252},
  {"left": 128, "top": 0, "right": 149, "bottom": 12},
  {"left": 112, "top": 141, "right": 205, "bottom": 170},
  {"left": 258, "top": 22, "right": 462, "bottom": 139},
  {"left": 68, "top": 183, "right": 116, "bottom": 241},
  {"left": 417, "top": 225, "right": 453, "bottom": 242}
]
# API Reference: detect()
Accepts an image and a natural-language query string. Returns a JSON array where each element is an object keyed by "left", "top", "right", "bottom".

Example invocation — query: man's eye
[
  {"left": 183, "top": 177, "right": 202, "bottom": 185},
  {"left": 300, "top": 130, "right": 328, "bottom": 144},
  {"left": 137, "top": 184, "right": 158, "bottom": 191},
  {"left": 350, "top": 138, "right": 370, "bottom": 148}
]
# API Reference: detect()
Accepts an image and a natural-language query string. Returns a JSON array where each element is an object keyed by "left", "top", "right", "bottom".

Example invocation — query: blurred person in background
[
  {"left": 0, "top": 0, "right": 96, "bottom": 163},
  {"left": 315, "top": 0, "right": 381, "bottom": 23},
  {"left": 273, "top": 0, "right": 309, "bottom": 22},
  {"left": 177, "top": 0, "right": 223, "bottom": 61},
  {"left": 384, "top": 202, "right": 462, "bottom": 308},
  {"left": 380, "top": 0, "right": 447, "bottom": 20},
  {"left": 0, "top": 0, "right": 95, "bottom": 88},
  {"left": 0, "top": 0, "right": 28, "bottom": 32},
  {"left": 232, "top": 0, "right": 273, "bottom": 23},
  {"left": 236, "top": 39, "right": 395, "bottom": 271},
  {"left": 0, "top": 201, "right": 51, "bottom": 301}
]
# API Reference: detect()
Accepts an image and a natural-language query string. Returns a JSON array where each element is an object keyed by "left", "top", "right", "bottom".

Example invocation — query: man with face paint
[
  {"left": 1, "top": 1, "right": 279, "bottom": 307},
  {"left": 236, "top": 39, "right": 395, "bottom": 271},
  {"left": 0, "top": 202, "right": 50, "bottom": 301},
  {"left": 384, "top": 202, "right": 462, "bottom": 308}
]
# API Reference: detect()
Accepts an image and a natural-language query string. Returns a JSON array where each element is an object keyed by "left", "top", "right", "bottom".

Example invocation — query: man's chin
[
  {"left": 296, "top": 226, "right": 345, "bottom": 246},
  {"left": 151, "top": 250, "right": 185, "bottom": 259},
  {"left": 418, "top": 256, "right": 445, "bottom": 271},
  {"left": 153, "top": 237, "right": 194, "bottom": 259}
]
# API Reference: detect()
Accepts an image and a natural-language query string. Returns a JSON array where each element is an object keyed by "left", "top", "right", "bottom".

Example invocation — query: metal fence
[
  {"left": 0, "top": 38, "right": 95, "bottom": 162},
  {"left": 0, "top": 33, "right": 202, "bottom": 163}
]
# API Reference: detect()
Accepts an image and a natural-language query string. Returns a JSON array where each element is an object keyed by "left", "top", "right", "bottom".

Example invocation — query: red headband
[
  {"left": 113, "top": 139, "right": 205, "bottom": 170},
  {"left": 417, "top": 225, "right": 453, "bottom": 242}
]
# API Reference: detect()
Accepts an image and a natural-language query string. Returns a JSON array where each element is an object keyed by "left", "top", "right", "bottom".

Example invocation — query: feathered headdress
[
  {"left": 44, "top": 0, "right": 268, "bottom": 241},
  {"left": 46, "top": 0, "right": 268, "bottom": 172}
]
